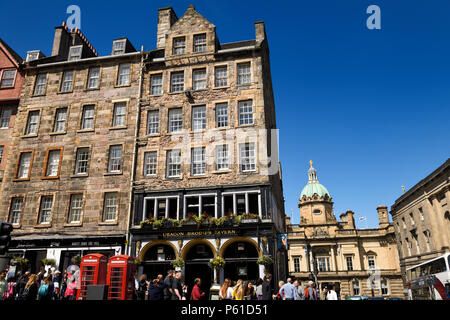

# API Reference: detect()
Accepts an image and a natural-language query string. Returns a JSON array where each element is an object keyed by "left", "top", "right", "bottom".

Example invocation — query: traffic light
[{"left": 0, "top": 222, "right": 13, "bottom": 255}]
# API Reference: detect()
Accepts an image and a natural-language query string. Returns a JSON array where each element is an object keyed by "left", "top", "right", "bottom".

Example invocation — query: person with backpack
[
  {"left": 4, "top": 276, "right": 17, "bottom": 300},
  {"left": 22, "top": 274, "right": 38, "bottom": 301},
  {"left": 38, "top": 275, "right": 54, "bottom": 300},
  {"left": 136, "top": 274, "right": 148, "bottom": 300}
]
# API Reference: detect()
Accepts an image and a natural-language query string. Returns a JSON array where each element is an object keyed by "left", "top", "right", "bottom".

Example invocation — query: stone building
[
  {"left": 0, "top": 38, "right": 24, "bottom": 185},
  {"left": 128, "top": 5, "right": 286, "bottom": 295},
  {"left": 390, "top": 158, "right": 450, "bottom": 290},
  {"left": 0, "top": 23, "right": 141, "bottom": 272},
  {"left": 286, "top": 161, "right": 405, "bottom": 299}
]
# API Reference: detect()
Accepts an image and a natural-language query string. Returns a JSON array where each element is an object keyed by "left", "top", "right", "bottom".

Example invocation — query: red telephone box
[
  {"left": 106, "top": 255, "right": 136, "bottom": 300},
  {"left": 77, "top": 253, "right": 108, "bottom": 300}
]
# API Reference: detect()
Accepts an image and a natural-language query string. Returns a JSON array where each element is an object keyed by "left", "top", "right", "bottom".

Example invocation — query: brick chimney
[
  {"left": 345, "top": 210, "right": 356, "bottom": 229},
  {"left": 156, "top": 7, "right": 178, "bottom": 49},
  {"left": 255, "top": 21, "right": 267, "bottom": 44},
  {"left": 377, "top": 206, "right": 390, "bottom": 228},
  {"left": 51, "top": 24, "right": 71, "bottom": 58}
]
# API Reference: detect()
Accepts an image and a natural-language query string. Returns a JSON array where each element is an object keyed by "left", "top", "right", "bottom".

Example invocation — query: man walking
[
  {"left": 163, "top": 270, "right": 174, "bottom": 301},
  {"left": 279, "top": 278, "right": 297, "bottom": 300},
  {"left": 306, "top": 281, "right": 318, "bottom": 300},
  {"left": 293, "top": 279, "right": 305, "bottom": 300},
  {"left": 171, "top": 271, "right": 185, "bottom": 300},
  {"left": 261, "top": 274, "right": 273, "bottom": 300}
]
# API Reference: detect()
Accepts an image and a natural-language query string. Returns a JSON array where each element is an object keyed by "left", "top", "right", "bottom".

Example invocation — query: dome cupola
[{"left": 300, "top": 160, "right": 331, "bottom": 200}]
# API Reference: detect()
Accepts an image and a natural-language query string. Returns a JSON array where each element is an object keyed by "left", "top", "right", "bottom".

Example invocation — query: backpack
[
  {"left": 305, "top": 287, "right": 310, "bottom": 299},
  {"left": 38, "top": 284, "right": 49, "bottom": 297}
]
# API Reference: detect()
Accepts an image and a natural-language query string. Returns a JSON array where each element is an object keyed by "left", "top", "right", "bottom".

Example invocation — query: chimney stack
[
  {"left": 377, "top": 206, "right": 390, "bottom": 228},
  {"left": 156, "top": 7, "right": 178, "bottom": 49},
  {"left": 255, "top": 21, "right": 267, "bottom": 44}
]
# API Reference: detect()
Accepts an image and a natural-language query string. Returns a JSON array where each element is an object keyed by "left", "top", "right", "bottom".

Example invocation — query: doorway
[{"left": 183, "top": 242, "right": 214, "bottom": 300}]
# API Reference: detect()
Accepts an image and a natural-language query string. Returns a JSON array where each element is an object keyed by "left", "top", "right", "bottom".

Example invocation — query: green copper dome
[{"left": 300, "top": 161, "right": 331, "bottom": 199}]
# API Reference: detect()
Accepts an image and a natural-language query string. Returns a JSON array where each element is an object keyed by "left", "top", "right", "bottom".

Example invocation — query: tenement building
[
  {"left": 0, "top": 23, "right": 141, "bottom": 272},
  {"left": 390, "top": 158, "right": 450, "bottom": 293},
  {"left": 286, "top": 162, "right": 405, "bottom": 299},
  {"left": 128, "top": 5, "right": 286, "bottom": 295},
  {"left": 0, "top": 39, "right": 24, "bottom": 186}
]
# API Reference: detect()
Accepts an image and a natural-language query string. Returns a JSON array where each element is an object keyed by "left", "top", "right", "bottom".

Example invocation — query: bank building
[
  {"left": 286, "top": 162, "right": 405, "bottom": 298},
  {"left": 127, "top": 5, "right": 286, "bottom": 296}
]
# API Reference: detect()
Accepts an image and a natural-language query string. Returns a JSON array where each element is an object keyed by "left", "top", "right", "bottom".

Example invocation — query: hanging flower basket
[
  {"left": 42, "top": 258, "right": 56, "bottom": 266},
  {"left": 209, "top": 257, "right": 226, "bottom": 270},
  {"left": 71, "top": 255, "right": 82, "bottom": 266},
  {"left": 11, "top": 257, "right": 30, "bottom": 270},
  {"left": 172, "top": 258, "right": 185, "bottom": 269},
  {"left": 257, "top": 256, "right": 273, "bottom": 266}
]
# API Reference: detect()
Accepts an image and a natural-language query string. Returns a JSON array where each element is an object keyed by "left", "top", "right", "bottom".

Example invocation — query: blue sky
[{"left": 1, "top": 0, "right": 449, "bottom": 227}]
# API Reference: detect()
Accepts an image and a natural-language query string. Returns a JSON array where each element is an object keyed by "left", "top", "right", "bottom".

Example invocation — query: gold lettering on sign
[{"left": 162, "top": 230, "right": 237, "bottom": 238}]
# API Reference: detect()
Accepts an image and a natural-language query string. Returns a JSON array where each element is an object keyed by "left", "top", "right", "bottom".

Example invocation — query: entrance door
[
  {"left": 223, "top": 241, "right": 259, "bottom": 283},
  {"left": 185, "top": 262, "right": 212, "bottom": 300}
]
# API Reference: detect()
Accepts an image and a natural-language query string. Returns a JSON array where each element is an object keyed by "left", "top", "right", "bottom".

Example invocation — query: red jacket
[{"left": 191, "top": 284, "right": 205, "bottom": 300}]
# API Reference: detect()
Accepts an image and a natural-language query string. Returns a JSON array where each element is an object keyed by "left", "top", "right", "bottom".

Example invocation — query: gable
[{"left": 169, "top": 6, "right": 215, "bottom": 35}]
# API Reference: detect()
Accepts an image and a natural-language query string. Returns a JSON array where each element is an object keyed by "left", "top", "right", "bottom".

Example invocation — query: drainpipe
[{"left": 125, "top": 46, "right": 144, "bottom": 256}]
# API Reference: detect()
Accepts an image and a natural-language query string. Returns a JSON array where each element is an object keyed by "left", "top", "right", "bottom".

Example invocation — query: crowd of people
[
  {"left": 0, "top": 268, "right": 78, "bottom": 301},
  {"left": 1, "top": 267, "right": 339, "bottom": 301}
]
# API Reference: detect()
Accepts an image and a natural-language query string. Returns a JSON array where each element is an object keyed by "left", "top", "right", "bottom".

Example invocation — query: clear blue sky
[{"left": 1, "top": 0, "right": 449, "bottom": 228}]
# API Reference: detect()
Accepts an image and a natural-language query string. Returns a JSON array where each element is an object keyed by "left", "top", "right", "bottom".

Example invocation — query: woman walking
[
  {"left": 136, "top": 274, "right": 148, "bottom": 300},
  {"left": 219, "top": 278, "right": 233, "bottom": 300},
  {"left": 22, "top": 274, "right": 38, "bottom": 301}
]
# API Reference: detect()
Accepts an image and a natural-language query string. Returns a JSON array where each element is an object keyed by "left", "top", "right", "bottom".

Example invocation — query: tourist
[
  {"left": 38, "top": 275, "right": 54, "bottom": 300},
  {"left": 171, "top": 271, "right": 185, "bottom": 300},
  {"left": 16, "top": 271, "right": 30, "bottom": 300},
  {"left": 244, "top": 281, "right": 256, "bottom": 300},
  {"left": 326, "top": 284, "right": 338, "bottom": 300},
  {"left": 190, "top": 278, "right": 205, "bottom": 300},
  {"left": 136, "top": 274, "right": 148, "bottom": 300},
  {"left": 4, "top": 275, "right": 17, "bottom": 300},
  {"left": 65, "top": 276, "right": 77, "bottom": 300},
  {"left": 275, "top": 281, "right": 285, "bottom": 300},
  {"left": 22, "top": 274, "right": 38, "bottom": 301},
  {"left": 163, "top": 270, "right": 174, "bottom": 300},
  {"left": 148, "top": 276, "right": 166, "bottom": 300},
  {"left": 261, "top": 274, "right": 273, "bottom": 300},
  {"left": 59, "top": 273, "right": 68, "bottom": 300},
  {"left": 52, "top": 271, "right": 61, "bottom": 299},
  {"left": 293, "top": 279, "right": 305, "bottom": 300},
  {"left": 219, "top": 278, "right": 233, "bottom": 300},
  {"left": 0, "top": 270, "right": 7, "bottom": 300},
  {"left": 306, "top": 281, "right": 318, "bottom": 300},
  {"left": 321, "top": 286, "right": 328, "bottom": 300},
  {"left": 232, "top": 279, "right": 243, "bottom": 300},
  {"left": 255, "top": 278, "right": 263, "bottom": 300},
  {"left": 280, "top": 278, "right": 297, "bottom": 300}
]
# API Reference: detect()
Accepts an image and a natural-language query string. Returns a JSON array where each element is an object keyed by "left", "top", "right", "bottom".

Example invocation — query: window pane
[
  {"left": 170, "top": 72, "right": 184, "bottom": 92},
  {"left": 112, "top": 40, "right": 126, "bottom": 55},
  {"left": 147, "top": 110, "right": 159, "bottom": 134},
  {"left": 0, "top": 146, "right": 3, "bottom": 164},
  {"left": 81, "top": 105, "right": 95, "bottom": 129},
  {"left": 117, "top": 64, "right": 130, "bottom": 85},
  {"left": 192, "top": 105, "right": 206, "bottom": 130},
  {"left": 39, "top": 196, "right": 53, "bottom": 224},
  {"left": 26, "top": 111, "right": 39, "bottom": 135},
  {"left": 61, "top": 71, "right": 73, "bottom": 92},
  {"left": 192, "top": 69, "right": 206, "bottom": 90},
  {"left": 215, "top": 103, "right": 228, "bottom": 127},
  {"left": 46, "top": 150, "right": 61, "bottom": 177},
  {"left": 167, "top": 149, "right": 181, "bottom": 178},
  {"left": 238, "top": 100, "right": 253, "bottom": 125},
  {"left": 216, "top": 145, "right": 229, "bottom": 170},
  {"left": 103, "top": 193, "right": 118, "bottom": 221},
  {"left": 68, "top": 46, "right": 82, "bottom": 61},
  {"left": 193, "top": 34, "right": 207, "bottom": 52},
  {"left": 87, "top": 67, "right": 100, "bottom": 89},
  {"left": 215, "top": 66, "right": 227, "bottom": 87},
  {"left": 237, "top": 62, "right": 251, "bottom": 84},
  {"left": 1, "top": 70, "right": 16, "bottom": 87},
  {"left": 9, "top": 197, "right": 23, "bottom": 225},
  {"left": 240, "top": 143, "right": 256, "bottom": 172},
  {"left": 68, "top": 194, "right": 83, "bottom": 223},
  {"left": 108, "top": 145, "right": 122, "bottom": 172},
  {"left": 168, "top": 108, "right": 182, "bottom": 132},
  {"left": 34, "top": 74, "right": 47, "bottom": 95},
  {"left": 53, "top": 108, "right": 67, "bottom": 132},
  {"left": 113, "top": 102, "right": 126, "bottom": 127},
  {"left": 75, "top": 148, "right": 89, "bottom": 174},
  {"left": 150, "top": 74, "right": 162, "bottom": 95},
  {"left": 144, "top": 151, "right": 157, "bottom": 176},
  {"left": 18, "top": 153, "right": 32, "bottom": 178},
  {"left": 191, "top": 148, "right": 206, "bottom": 175},
  {"left": 173, "top": 37, "right": 185, "bottom": 54},
  {"left": 0, "top": 106, "right": 12, "bottom": 128}
]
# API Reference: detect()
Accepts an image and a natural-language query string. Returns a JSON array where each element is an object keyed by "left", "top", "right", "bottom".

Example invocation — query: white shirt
[{"left": 327, "top": 290, "right": 338, "bottom": 300}]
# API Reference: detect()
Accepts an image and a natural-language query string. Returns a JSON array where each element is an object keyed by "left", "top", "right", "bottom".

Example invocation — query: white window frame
[
  {"left": 215, "top": 102, "right": 228, "bottom": 127},
  {"left": 53, "top": 108, "right": 67, "bottom": 132},
  {"left": 147, "top": 110, "right": 159, "bottom": 134},
  {"left": 380, "top": 279, "right": 389, "bottom": 295},
  {"left": 346, "top": 255, "right": 354, "bottom": 271},
  {"left": 237, "top": 62, "right": 251, "bottom": 85},
  {"left": 238, "top": 100, "right": 254, "bottom": 125},
  {"left": 191, "top": 147, "right": 206, "bottom": 176},
  {"left": 142, "top": 196, "right": 180, "bottom": 222},
  {"left": 60, "top": 71, "right": 74, "bottom": 93},
  {"left": 108, "top": 145, "right": 122, "bottom": 172},
  {"left": 68, "top": 194, "right": 83, "bottom": 223},
  {"left": 166, "top": 149, "right": 181, "bottom": 178},
  {"left": 170, "top": 71, "right": 184, "bottom": 93},
  {"left": 34, "top": 74, "right": 47, "bottom": 95},
  {"left": 293, "top": 256, "right": 301, "bottom": 273},
  {"left": 193, "top": 33, "right": 207, "bottom": 53},
  {"left": 368, "top": 255, "right": 376, "bottom": 270},
  {"left": 39, "top": 195, "right": 53, "bottom": 224},
  {"left": 239, "top": 142, "right": 256, "bottom": 172},
  {"left": 117, "top": 63, "right": 130, "bottom": 86},
  {"left": 9, "top": 197, "right": 24, "bottom": 225},
  {"left": 150, "top": 73, "right": 163, "bottom": 95},
  {"left": 183, "top": 194, "right": 217, "bottom": 218},
  {"left": 221, "top": 190, "right": 262, "bottom": 218},
  {"left": 25, "top": 110, "right": 40, "bottom": 135},
  {"left": 0, "top": 69, "right": 16, "bottom": 88},
  {"left": 103, "top": 192, "right": 118, "bottom": 222},
  {"left": 75, "top": 147, "right": 89, "bottom": 175},
  {"left": 113, "top": 102, "right": 127, "bottom": 127},
  {"left": 144, "top": 151, "right": 157, "bottom": 177},
  {"left": 87, "top": 67, "right": 100, "bottom": 89},
  {"left": 192, "top": 68, "right": 207, "bottom": 90},
  {"left": 68, "top": 45, "right": 83, "bottom": 61},
  {"left": 192, "top": 105, "right": 206, "bottom": 130},
  {"left": 168, "top": 108, "right": 183, "bottom": 133},
  {"left": 214, "top": 66, "right": 228, "bottom": 87},
  {"left": 45, "top": 149, "right": 61, "bottom": 177},
  {"left": 81, "top": 105, "right": 95, "bottom": 130},
  {"left": 112, "top": 39, "right": 126, "bottom": 56},
  {"left": 352, "top": 280, "right": 360, "bottom": 296},
  {"left": 172, "top": 37, "right": 186, "bottom": 55},
  {"left": 17, "top": 152, "right": 32, "bottom": 179},
  {"left": 0, "top": 106, "right": 13, "bottom": 128},
  {"left": 215, "top": 145, "right": 229, "bottom": 171}
]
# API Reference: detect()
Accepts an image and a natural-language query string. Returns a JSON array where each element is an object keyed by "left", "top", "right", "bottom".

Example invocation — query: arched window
[{"left": 143, "top": 244, "right": 176, "bottom": 261}]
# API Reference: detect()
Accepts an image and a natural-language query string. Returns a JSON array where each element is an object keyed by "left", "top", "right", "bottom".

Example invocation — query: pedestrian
[
  {"left": 60, "top": 273, "right": 68, "bottom": 300},
  {"left": 326, "top": 284, "right": 338, "bottom": 300},
  {"left": 261, "top": 274, "right": 273, "bottom": 301},
  {"left": 279, "top": 278, "right": 296, "bottom": 300},
  {"left": 255, "top": 278, "right": 263, "bottom": 300},
  {"left": 275, "top": 281, "right": 285, "bottom": 300},
  {"left": 65, "top": 276, "right": 77, "bottom": 300},
  {"left": 22, "top": 274, "right": 38, "bottom": 301},
  {"left": 52, "top": 271, "right": 61, "bottom": 300},
  {"left": 219, "top": 278, "right": 233, "bottom": 300},
  {"left": 243, "top": 281, "right": 255, "bottom": 300},
  {"left": 163, "top": 270, "right": 174, "bottom": 300},
  {"left": 306, "top": 281, "right": 318, "bottom": 300},
  {"left": 321, "top": 286, "right": 328, "bottom": 300},
  {"left": 0, "top": 270, "right": 7, "bottom": 300},
  {"left": 4, "top": 275, "right": 17, "bottom": 300},
  {"left": 171, "top": 271, "right": 185, "bottom": 300},
  {"left": 148, "top": 276, "right": 166, "bottom": 300},
  {"left": 232, "top": 279, "right": 243, "bottom": 300},
  {"left": 190, "top": 278, "right": 205, "bottom": 300},
  {"left": 136, "top": 274, "right": 148, "bottom": 300},
  {"left": 16, "top": 271, "right": 30, "bottom": 300},
  {"left": 38, "top": 275, "right": 54, "bottom": 300},
  {"left": 293, "top": 279, "right": 305, "bottom": 300}
]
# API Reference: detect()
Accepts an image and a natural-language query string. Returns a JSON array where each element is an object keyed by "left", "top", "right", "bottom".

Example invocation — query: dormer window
[
  {"left": 173, "top": 37, "right": 186, "bottom": 55},
  {"left": 112, "top": 40, "right": 126, "bottom": 56},
  {"left": 193, "top": 34, "right": 207, "bottom": 53},
  {"left": 26, "top": 50, "right": 41, "bottom": 62},
  {"left": 68, "top": 46, "right": 82, "bottom": 61}
]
